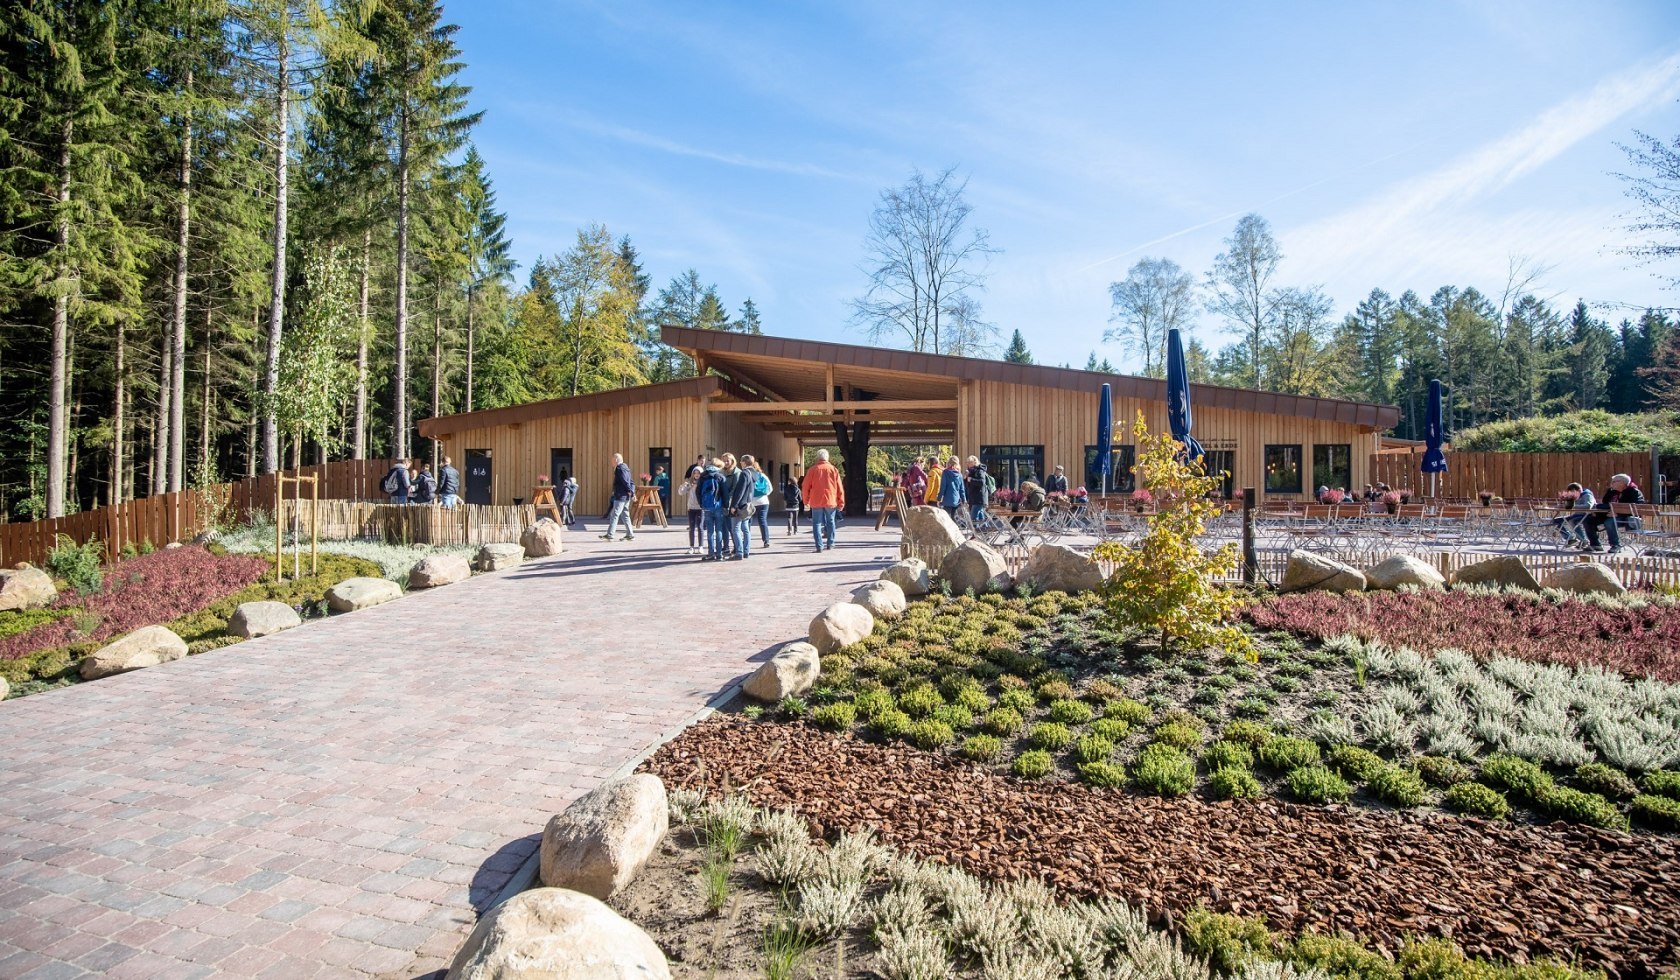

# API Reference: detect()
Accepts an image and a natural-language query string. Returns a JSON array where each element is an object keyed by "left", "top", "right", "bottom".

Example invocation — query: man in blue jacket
[
  {"left": 696, "top": 459, "right": 728, "bottom": 560},
  {"left": 601, "top": 453, "right": 636, "bottom": 541},
  {"left": 721, "top": 453, "right": 757, "bottom": 560}
]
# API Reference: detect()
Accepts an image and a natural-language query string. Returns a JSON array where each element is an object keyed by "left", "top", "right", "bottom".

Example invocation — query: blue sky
[{"left": 451, "top": 1, "right": 1680, "bottom": 371}]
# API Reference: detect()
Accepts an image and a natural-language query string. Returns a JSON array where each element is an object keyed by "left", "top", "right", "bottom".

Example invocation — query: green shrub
[
  {"left": 1574, "top": 762, "right": 1638, "bottom": 800},
  {"left": 960, "top": 734, "right": 1003, "bottom": 762},
  {"left": 997, "top": 688, "right": 1036, "bottom": 713},
  {"left": 1536, "top": 785, "right": 1628, "bottom": 831},
  {"left": 897, "top": 684, "right": 944, "bottom": 718},
  {"left": 1034, "top": 677, "right": 1075, "bottom": 700},
  {"left": 1233, "top": 697, "right": 1269, "bottom": 719},
  {"left": 1221, "top": 720, "right": 1272, "bottom": 749},
  {"left": 1640, "top": 769, "right": 1680, "bottom": 801},
  {"left": 1415, "top": 755, "right": 1472, "bottom": 788},
  {"left": 1630, "top": 793, "right": 1680, "bottom": 831},
  {"left": 1444, "top": 782, "right": 1510, "bottom": 819},
  {"left": 1104, "top": 698, "right": 1152, "bottom": 725},
  {"left": 1152, "top": 721, "right": 1204, "bottom": 752},
  {"left": 811, "top": 703, "right": 855, "bottom": 731},
  {"left": 952, "top": 687, "right": 991, "bottom": 714},
  {"left": 1077, "top": 761, "right": 1127, "bottom": 788},
  {"left": 1328, "top": 745, "right": 1386, "bottom": 782},
  {"left": 1396, "top": 937, "right": 1601, "bottom": 980},
  {"left": 1368, "top": 766, "right": 1428, "bottom": 807},
  {"left": 1133, "top": 744, "right": 1196, "bottom": 797},
  {"left": 1072, "top": 734, "right": 1114, "bottom": 765},
  {"left": 981, "top": 707, "right": 1024, "bottom": 736},
  {"left": 1259, "top": 736, "right": 1320, "bottom": 771},
  {"left": 1208, "top": 767, "right": 1264, "bottom": 800},
  {"left": 931, "top": 704, "right": 973, "bottom": 730},
  {"left": 742, "top": 704, "right": 764, "bottom": 720},
  {"left": 873, "top": 709, "right": 914, "bottom": 738},
  {"left": 1047, "top": 698, "right": 1094, "bottom": 725},
  {"left": 1012, "top": 750, "right": 1053, "bottom": 779},
  {"left": 1089, "top": 718, "right": 1130, "bottom": 742},
  {"left": 1027, "top": 722, "right": 1073, "bottom": 751},
  {"left": 907, "top": 719, "right": 956, "bottom": 751},
  {"left": 1288, "top": 932, "right": 1402, "bottom": 980},
  {"left": 1203, "top": 740, "right": 1254, "bottom": 772},
  {"left": 1481, "top": 755, "right": 1554, "bottom": 802},
  {"left": 1183, "top": 908, "right": 1277, "bottom": 974},
  {"left": 853, "top": 688, "right": 895, "bottom": 721},
  {"left": 47, "top": 535, "right": 104, "bottom": 594},
  {"left": 1270, "top": 675, "right": 1301, "bottom": 694},
  {"left": 1286, "top": 765, "right": 1351, "bottom": 804}
]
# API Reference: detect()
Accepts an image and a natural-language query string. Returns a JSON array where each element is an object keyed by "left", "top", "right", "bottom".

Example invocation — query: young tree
[
  {"left": 266, "top": 245, "right": 356, "bottom": 458},
  {"left": 550, "top": 224, "right": 645, "bottom": 397},
  {"left": 1205, "top": 214, "right": 1281, "bottom": 389},
  {"left": 939, "top": 294, "right": 999, "bottom": 356},
  {"left": 852, "top": 167, "right": 997, "bottom": 354},
  {"left": 1615, "top": 131, "right": 1680, "bottom": 289},
  {"left": 1003, "top": 328, "right": 1033, "bottom": 364},
  {"left": 1565, "top": 300, "right": 1613, "bottom": 411},
  {"left": 734, "top": 297, "right": 763, "bottom": 335},
  {"left": 1107, "top": 257, "right": 1196, "bottom": 376}
]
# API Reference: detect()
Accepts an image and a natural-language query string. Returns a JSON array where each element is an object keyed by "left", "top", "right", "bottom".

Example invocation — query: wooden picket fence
[
  {"left": 276, "top": 499, "right": 536, "bottom": 547},
  {"left": 1368, "top": 450, "right": 1653, "bottom": 500}
]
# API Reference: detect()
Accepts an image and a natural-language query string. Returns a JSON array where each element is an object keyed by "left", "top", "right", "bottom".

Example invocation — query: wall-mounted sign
[{"left": 1201, "top": 438, "right": 1238, "bottom": 450}]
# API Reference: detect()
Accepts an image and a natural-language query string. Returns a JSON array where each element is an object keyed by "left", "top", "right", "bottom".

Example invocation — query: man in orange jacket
[{"left": 800, "top": 449, "right": 845, "bottom": 552}]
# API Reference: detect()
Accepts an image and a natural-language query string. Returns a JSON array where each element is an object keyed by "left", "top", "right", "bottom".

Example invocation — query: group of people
[
  {"left": 1554, "top": 473, "right": 1645, "bottom": 553},
  {"left": 657, "top": 449, "right": 846, "bottom": 559},
  {"left": 382, "top": 456, "right": 461, "bottom": 508}
]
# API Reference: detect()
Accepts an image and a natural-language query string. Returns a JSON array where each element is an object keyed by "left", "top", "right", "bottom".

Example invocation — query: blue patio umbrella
[
  {"left": 1166, "top": 328, "right": 1204, "bottom": 462},
  {"left": 1096, "top": 383, "right": 1113, "bottom": 495},
  {"left": 1422, "top": 378, "right": 1448, "bottom": 496}
]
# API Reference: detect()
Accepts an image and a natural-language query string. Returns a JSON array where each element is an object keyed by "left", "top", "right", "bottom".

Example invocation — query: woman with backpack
[{"left": 741, "top": 455, "right": 773, "bottom": 548}]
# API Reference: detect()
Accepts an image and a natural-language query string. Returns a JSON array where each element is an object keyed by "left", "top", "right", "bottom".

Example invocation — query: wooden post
[
  {"left": 310, "top": 474, "right": 318, "bottom": 576},
  {"left": 1654, "top": 445, "right": 1663, "bottom": 506},
  {"left": 273, "top": 474, "right": 282, "bottom": 582},
  {"left": 1242, "top": 487, "right": 1257, "bottom": 585}
]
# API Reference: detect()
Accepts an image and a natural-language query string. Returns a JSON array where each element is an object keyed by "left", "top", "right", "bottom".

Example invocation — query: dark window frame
[
  {"left": 1312, "top": 444, "right": 1352, "bottom": 496},
  {"left": 1264, "top": 444, "right": 1303, "bottom": 494},
  {"left": 979, "top": 444, "right": 1046, "bottom": 491},
  {"left": 1083, "top": 445, "right": 1137, "bottom": 493},
  {"left": 1202, "top": 449, "right": 1236, "bottom": 499}
]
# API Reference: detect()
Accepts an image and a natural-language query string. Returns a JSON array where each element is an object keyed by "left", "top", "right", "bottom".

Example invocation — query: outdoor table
[{"left": 631, "top": 485, "right": 668, "bottom": 527}]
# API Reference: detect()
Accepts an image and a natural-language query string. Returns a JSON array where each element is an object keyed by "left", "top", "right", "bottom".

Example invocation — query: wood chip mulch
[{"left": 642, "top": 718, "right": 1680, "bottom": 978}]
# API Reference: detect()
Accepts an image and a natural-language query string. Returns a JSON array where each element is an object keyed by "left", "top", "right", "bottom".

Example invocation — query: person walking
[
  {"left": 412, "top": 463, "right": 437, "bottom": 505},
  {"left": 560, "top": 475, "right": 578, "bottom": 527},
  {"left": 381, "top": 457, "right": 412, "bottom": 504},
  {"left": 1554, "top": 482, "right": 1595, "bottom": 548},
  {"left": 965, "top": 454, "right": 991, "bottom": 525},
  {"left": 1583, "top": 473, "right": 1644, "bottom": 553},
  {"left": 696, "top": 458, "right": 728, "bottom": 561},
  {"left": 742, "top": 454, "right": 773, "bottom": 548},
  {"left": 678, "top": 465, "right": 705, "bottom": 555},
  {"left": 905, "top": 456, "right": 928, "bottom": 506},
  {"left": 801, "top": 449, "right": 845, "bottom": 552},
  {"left": 783, "top": 469, "right": 803, "bottom": 535},
  {"left": 437, "top": 456, "right": 461, "bottom": 508},
  {"left": 653, "top": 465, "right": 670, "bottom": 514},
  {"left": 1044, "top": 464, "right": 1068, "bottom": 495},
  {"left": 938, "top": 455, "right": 964, "bottom": 519},
  {"left": 601, "top": 452, "right": 636, "bottom": 541},
  {"left": 720, "top": 453, "right": 755, "bottom": 559}
]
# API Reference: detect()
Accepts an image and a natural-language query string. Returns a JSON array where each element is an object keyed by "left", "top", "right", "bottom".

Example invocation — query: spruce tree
[
  {"left": 1565, "top": 300, "right": 1612, "bottom": 410},
  {"left": 1003, "top": 329, "right": 1033, "bottom": 364},
  {"left": 459, "top": 148, "right": 512, "bottom": 412},
  {"left": 735, "top": 298, "right": 763, "bottom": 335}
]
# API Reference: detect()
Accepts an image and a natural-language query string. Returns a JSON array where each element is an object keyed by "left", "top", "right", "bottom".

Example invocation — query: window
[
  {"left": 979, "top": 445, "right": 1045, "bottom": 490},
  {"left": 1312, "top": 444, "right": 1352, "bottom": 496},
  {"left": 1202, "top": 449, "right": 1236, "bottom": 499},
  {"left": 1083, "top": 445, "right": 1136, "bottom": 493},
  {"left": 1263, "top": 445, "right": 1303, "bottom": 494}
]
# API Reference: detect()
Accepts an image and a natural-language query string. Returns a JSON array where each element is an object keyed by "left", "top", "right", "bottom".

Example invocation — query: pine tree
[
  {"left": 735, "top": 298, "right": 763, "bottom": 335},
  {"left": 458, "top": 147, "right": 512, "bottom": 412},
  {"left": 1565, "top": 300, "right": 1612, "bottom": 410},
  {"left": 1003, "top": 329, "right": 1033, "bottom": 364}
]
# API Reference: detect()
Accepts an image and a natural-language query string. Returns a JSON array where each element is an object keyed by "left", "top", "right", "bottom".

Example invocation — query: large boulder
[
  {"left": 476, "top": 542, "right": 524, "bottom": 572},
  {"left": 521, "top": 519, "right": 565, "bottom": 558},
  {"left": 0, "top": 676, "right": 8, "bottom": 700},
  {"left": 1542, "top": 562, "right": 1627, "bottom": 596},
  {"left": 850, "top": 580, "right": 907, "bottom": 621},
  {"left": 0, "top": 565, "right": 56, "bottom": 613},
  {"left": 410, "top": 553, "right": 472, "bottom": 589},
  {"left": 743, "top": 642, "right": 821, "bottom": 702},
  {"left": 228, "top": 601, "right": 302, "bottom": 639},
  {"left": 1280, "top": 550, "right": 1366, "bottom": 593},
  {"left": 326, "top": 576, "right": 402, "bottom": 612},
  {"left": 1451, "top": 555, "right": 1539, "bottom": 592},
  {"left": 1363, "top": 554, "right": 1445, "bottom": 591},
  {"left": 538, "top": 774, "right": 668, "bottom": 900},
  {"left": 808, "top": 601, "right": 875, "bottom": 654},
  {"left": 445, "top": 887, "right": 671, "bottom": 980},
  {"left": 900, "top": 506, "right": 964, "bottom": 567},
  {"left": 81, "top": 626, "right": 188, "bottom": 680},
  {"left": 1018, "top": 543, "right": 1104, "bottom": 594},
  {"left": 880, "top": 558, "right": 931, "bottom": 597},
  {"left": 939, "top": 540, "right": 1013, "bottom": 595}
]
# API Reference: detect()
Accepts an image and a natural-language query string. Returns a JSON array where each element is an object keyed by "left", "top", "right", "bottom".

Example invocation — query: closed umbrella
[
  {"left": 1096, "top": 382, "right": 1113, "bottom": 496},
  {"left": 1166, "top": 328, "right": 1204, "bottom": 462},
  {"left": 1422, "top": 378, "right": 1448, "bottom": 497}
]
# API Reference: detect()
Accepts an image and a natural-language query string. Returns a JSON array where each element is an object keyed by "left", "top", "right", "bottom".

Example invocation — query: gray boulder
[
  {"left": 1018, "top": 543, "right": 1104, "bottom": 594},
  {"left": 410, "top": 553, "right": 472, "bottom": 589},
  {"left": 0, "top": 676, "right": 8, "bottom": 701},
  {"left": 0, "top": 565, "right": 56, "bottom": 613},
  {"left": 81, "top": 626, "right": 188, "bottom": 680},
  {"left": 228, "top": 601, "right": 302, "bottom": 639},
  {"left": 1280, "top": 550, "right": 1366, "bottom": 593},
  {"left": 1542, "top": 562, "right": 1627, "bottom": 596},
  {"left": 521, "top": 519, "right": 565, "bottom": 558},
  {"left": 900, "top": 506, "right": 964, "bottom": 567},
  {"left": 880, "top": 558, "right": 931, "bottom": 596},
  {"left": 850, "top": 580, "right": 907, "bottom": 621},
  {"left": 743, "top": 642, "right": 821, "bottom": 702},
  {"left": 538, "top": 774, "right": 668, "bottom": 900},
  {"left": 939, "top": 540, "right": 1013, "bottom": 595},
  {"left": 445, "top": 887, "right": 671, "bottom": 980},
  {"left": 1451, "top": 555, "right": 1539, "bottom": 592},
  {"left": 475, "top": 542, "right": 524, "bottom": 572},
  {"left": 326, "top": 576, "right": 402, "bottom": 612},
  {"left": 808, "top": 601, "right": 875, "bottom": 654},
  {"left": 1363, "top": 554, "right": 1445, "bottom": 591}
]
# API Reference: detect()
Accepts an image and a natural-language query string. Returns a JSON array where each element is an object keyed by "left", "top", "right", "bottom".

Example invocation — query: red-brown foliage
[
  {"left": 1241, "top": 589, "right": 1680, "bottom": 682},
  {"left": 0, "top": 548, "right": 269, "bottom": 661}
]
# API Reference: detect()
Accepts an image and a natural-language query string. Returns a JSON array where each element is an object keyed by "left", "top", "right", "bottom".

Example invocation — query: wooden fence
[
  {"left": 1368, "top": 451, "right": 1654, "bottom": 500},
  {"left": 277, "top": 499, "right": 536, "bottom": 547}
]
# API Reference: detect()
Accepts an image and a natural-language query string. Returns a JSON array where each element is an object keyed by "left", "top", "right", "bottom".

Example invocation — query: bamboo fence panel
[{"left": 277, "top": 500, "right": 536, "bottom": 547}]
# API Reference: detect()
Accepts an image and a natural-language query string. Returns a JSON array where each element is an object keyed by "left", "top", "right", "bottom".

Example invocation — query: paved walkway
[{"left": 0, "top": 519, "right": 900, "bottom": 978}]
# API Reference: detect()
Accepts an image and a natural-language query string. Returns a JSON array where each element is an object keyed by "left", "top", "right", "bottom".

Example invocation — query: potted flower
[
  {"left": 1398, "top": 488, "right": 1413, "bottom": 505},
  {"left": 1380, "top": 490, "right": 1402, "bottom": 515},
  {"left": 1130, "top": 487, "right": 1154, "bottom": 513},
  {"left": 1324, "top": 488, "right": 1346, "bottom": 504},
  {"left": 536, "top": 475, "right": 550, "bottom": 486},
  {"left": 1478, "top": 488, "right": 1495, "bottom": 507},
  {"left": 639, "top": 472, "right": 652, "bottom": 486}
]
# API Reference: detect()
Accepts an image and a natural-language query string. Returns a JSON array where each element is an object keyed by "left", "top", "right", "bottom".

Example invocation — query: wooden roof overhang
[{"left": 417, "top": 376, "right": 727, "bottom": 440}]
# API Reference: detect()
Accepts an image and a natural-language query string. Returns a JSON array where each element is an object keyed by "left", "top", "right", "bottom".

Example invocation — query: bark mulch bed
[{"left": 644, "top": 717, "right": 1680, "bottom": 978}]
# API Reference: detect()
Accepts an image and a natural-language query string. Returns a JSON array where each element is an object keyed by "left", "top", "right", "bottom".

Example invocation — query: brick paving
[{"left": 0, "top": 518, "right": 898, "bottom": 978}]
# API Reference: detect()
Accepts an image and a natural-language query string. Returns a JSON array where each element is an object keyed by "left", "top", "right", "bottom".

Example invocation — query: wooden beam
[
  {"left": 825, "top": 364, "right": 834, "bottom": 412},
  {"left": 719, "top": 364, "right": 789, "bottom": 402},
  {"left": 708, "top": 399, "right": 957, "bottom": 412}
]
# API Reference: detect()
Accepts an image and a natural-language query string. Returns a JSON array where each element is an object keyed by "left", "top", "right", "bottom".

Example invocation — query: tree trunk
[
  {"left": 66, "top": 337, "right": 80, "bottom": 514},
  {"left": 153, "top": 317, "right": 171, "bottom": 494},
  {"left": 392, "top": 105, "right": 411, "bottom": 459},
  {"left": 262, "top": 33, "right": 289, "bottom": 474},
  {"left": 111, "top": 317, "right": 125, "bottom": 506},
  {"left": 431, "top": 284, "right": 442, "bottom": 472},
  {"left": 465, "top": 280, "right": 475, "bottom": 412},
  {"left": 168, "top": 70, "right": 193, "bottom": 493},
  {"left": 832, "top": 419, "right": 873, "bottom": 518},
  {"left": 47, "top": 119, "right": 72, "bottom": 518},
  {"left": 354, "top": 225, "right": 370, "bottom": 459},
  {"left": 199, "top": 306, "right": 212, "bottom": 481}
]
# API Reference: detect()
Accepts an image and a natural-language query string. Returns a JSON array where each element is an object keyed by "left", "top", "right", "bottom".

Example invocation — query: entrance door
[
  {"left": 648, "top": 447, "right": 672, "bottom": 512},
  {"left": 550, "top": 448, "right": 573, "bottom": 489},
  {"left": 464, "top": 449, "right": 493, "bottom": 505},
  {"left": 1203, "top": 449, "right": 1236, "bottom": 499}
]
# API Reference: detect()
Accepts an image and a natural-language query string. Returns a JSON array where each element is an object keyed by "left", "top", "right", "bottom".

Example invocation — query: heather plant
[
  {"left": 1204, "top": 739, "right": 1254, "bottom": 772},
  {"left": 1286, "top": 764, "right": 1351, "bottom": 804},
  {"left": 811, "top": 702, "right": 855, "bottom": 731},
  {"left": 961, "top": 734, "right": 1003, "bottom": 762},
  {"left": 1644, "top": 770, "right": 1680, "bottom": 799},
  {"left": 1209, "top": 767, "right": 1264, "bottom": 800},
  {"left": 1105, "top": 697, "right": 1153, "bottom": 725},
  {"left": 1132, "top": 743, "right": 1196, "bottom": 796},
  {"left": 1027, "top": 721, "right": 1074, "bottom": 750},
  {"left": 982, "top": 707, "right": 1025, "bottom": 736},
  {"left": 1077, "top": 761, "right": 1128, "bottom": 788},
  {"left": 1153, "top": 720, "right": 1205, "bottom": 751},
  {"left": 907, "top": 719, "right": 956, "bottom": 751},
  {"left": 1258, "top": 736, "right": 1320, "bottom": 771},
  {"left": 1444, "top": 781, "right": 1510, "bottom": 819},
  {"left": 1091, "top": 414, "right": 1251, "bottom": 659},
  {"left": 1012, "top": 750, "right": 1053, "bottom": 779},
  {"left": 1573, "top": 762, "right": 1638, "bottom": 799},
  {"left": 1090, "top": 718, "right": 1131, "bottom": 742},
  {"left": 1072, "top": 734, "right": 1115, "bottom": 765},
  {"left": 1368, "top": 765, "right": 1429, "bottom": 807},
  {"left": 1047, "top": 698, "right": 1093, "bottom": 724},
  {"left": 1535, "top": 785, "right": 1628, "bottom": 831},
  {"left": 1630, "top": 793, "right": 1680, "bottom": 830},
  {"left": 1415, "top": 755, "right": 1472, "bottom": 787},
  {"left": 1328, "top": 745, "right": 1385, "bottom": 782}
]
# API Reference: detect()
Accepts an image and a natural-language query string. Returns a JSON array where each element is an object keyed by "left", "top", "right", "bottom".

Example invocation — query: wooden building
[{"left": 416, "top": 328, "right": 1400, "bottom": 514}]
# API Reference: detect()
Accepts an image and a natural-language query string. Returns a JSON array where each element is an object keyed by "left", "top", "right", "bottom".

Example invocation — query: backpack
[
  {"left": 697, "top": 471, "right": 723, "bottom": 510},
  {"left": 380, "top": 468, "right": 400, "bottom": 495},
  {"left": 983, "top": 470, "right": 996, "bottom": 498},
  {"left": 752, "top": 471, "right": 771, "bottom": 497}
]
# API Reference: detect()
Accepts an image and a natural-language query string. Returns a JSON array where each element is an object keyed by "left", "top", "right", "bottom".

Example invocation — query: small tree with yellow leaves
[{"left": 1092, "top": 413, "right": 1253, "bottom": 659}]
